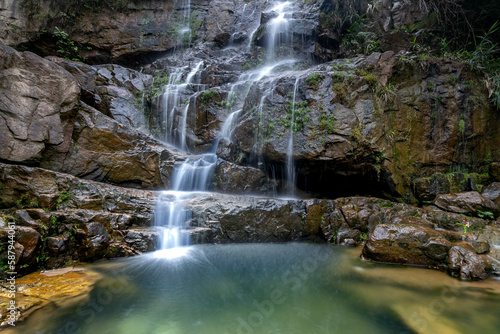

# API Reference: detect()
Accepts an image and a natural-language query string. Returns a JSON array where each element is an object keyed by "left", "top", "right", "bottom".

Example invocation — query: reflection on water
[{"left": 8, "top": 244, "right": 500, "bottom": 334}]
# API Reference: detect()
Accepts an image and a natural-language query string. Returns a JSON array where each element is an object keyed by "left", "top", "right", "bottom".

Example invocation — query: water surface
[{"left": 8, "top": 244, "right": 500, "bottom": 334}]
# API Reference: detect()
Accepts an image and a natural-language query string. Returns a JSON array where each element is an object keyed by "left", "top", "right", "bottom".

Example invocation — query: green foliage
[
  {"left": 458, "top": 119, "right": 465, "bottom": 134},
  {"left": 376, "top": 83, "right": 398, "bottom": 107},
  {"left": 54, "top": 27, "right": 84, "bottom": 61},
  {"left": 55, "top": 190, "right": 72, "bottom": 210},
  {"left": 218, "top": 92, "right": 236, "bottom": 109},
  {"left": 477, "top": 210, "right": 495, "bottom": 220},
  {"left": 332, "top": 83, "right": 347, "bottom": 104},
  {"left": 200, "top": 90, "right": 219, "bottom": 105},
  {"left": 20, "top": 0, "right": 42, "bottom": 18},
  {"left": 443, "top": 74, "right": 459, "bottom": 86},
  {"left": 242, "top": 61, "right": 251, "bottom": 70},
  {"left": 445, "top": 21, "right": 500, "bottom": 109},
  {"left": 306, "top": 73, "right": 325, "bottom": 90},
  {"left": 319, "top": 110, "right": 335, "bottom": 134},
  {"left": 145, "top": 71, "right": 170, "bottom": 99},
  {"left": 277, "top": 100, "right": 311, "bottom": 133}
]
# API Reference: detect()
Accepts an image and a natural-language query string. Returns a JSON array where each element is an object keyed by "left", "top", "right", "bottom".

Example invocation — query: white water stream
[{"left": 155, "top": 1, "right": 303, "bottom": 251}]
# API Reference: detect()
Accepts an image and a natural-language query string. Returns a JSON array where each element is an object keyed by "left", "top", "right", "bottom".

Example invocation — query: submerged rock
[{"left": 362, "top": 223, "right": 493, "bottom": 280}]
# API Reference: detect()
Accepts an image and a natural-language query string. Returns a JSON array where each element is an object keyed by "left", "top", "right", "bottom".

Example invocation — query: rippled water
[{"left": 9, "top": 244, "right": 500, "bottom": 334}]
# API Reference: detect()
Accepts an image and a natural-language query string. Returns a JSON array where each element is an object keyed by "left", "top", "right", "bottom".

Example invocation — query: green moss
[
  {"left": 332, "top": 83, "right": 347, "bottom": 104},
  {"left": 458, "top": 119, "right": 465, "bottom": 134},
  {"left": 200, "top": 90, "right": 219, "bottom": 105},
  {"left": 306, "top": 73, "right": 325, "bottom": 90},
  {"left": 277, "top": 99, "right": 311, "bottom": 133}
]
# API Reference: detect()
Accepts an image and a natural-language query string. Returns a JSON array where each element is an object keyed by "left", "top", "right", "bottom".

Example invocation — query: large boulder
[
  {"left": 362, "top": 224, "right": 452, "bottom": 266},
  {"left": 213, "top": 159, "right": 275, "bottom": 195},
  {"left": 47, "top": 57, "right": 153, "bottom": 132},
  {"left": 481, "top": 182, "right": 500, "bottom": 208},
  {"left": 433, "top": 192, "right": 500, "bottom": 218},
  {"left": 0, "top": 42, "right": 79, "bottom": 163},
  {"left": 448, "top": 244, "right": 493, "bottom": 280},
  {"left": 41, "top": 104, "right": 186, "bottom": 189},
  {"left": 362, "top": 223, "right": 492, "bottom": 280}
]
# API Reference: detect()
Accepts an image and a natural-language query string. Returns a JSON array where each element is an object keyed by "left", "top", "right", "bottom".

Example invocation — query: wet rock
[
  {"left": 214, "top": 33, "right": 231, "bottom": 47},
  {"left": 481, "top": 182, "right": 500, "bottom": 207},
  {"left": 0, "top": 162, "right": 157, "bottom": 214},
  {"left": 412, "top": 173, "right": 452, "bottom": 202},
  {"left": 213, "top": 159, "right": 271, "bottom": 195},
  {"left": 41, "top": 104, "right": 186, "bottom": 189},
  {"left": 361, "top": 224, "right": 452, "bottom": 267},
  {"left": 0, "top": 41, "right": 79, "bottom": 163},
  {"left": 185, "top": 193, "right": 308, "bottom": 243},
  {"left": 46, "top": 237, "right": 65, "bottom": 253},
  {"left": 16, "top": 227, "right": 40, "bottom": 265},
  {"left": 490, "top": 163, "right": 500, "bottom": 182},
  {"left": 448, "top": 244, "right": 493, "bottom": 280},
  {"left": 48, "top": 58, "right": 152, "bottom": 131},
  {"left": 433, "top": 192, "right": 499, "bottom": 218},
  {"left": 123, "top": 228, "right": 159, "bottom": 254}
]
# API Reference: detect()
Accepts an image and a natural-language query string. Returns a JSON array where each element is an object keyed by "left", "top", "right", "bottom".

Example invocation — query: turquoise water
[{"left": 9, "top": 244, "right": 500, "bottom": 333}]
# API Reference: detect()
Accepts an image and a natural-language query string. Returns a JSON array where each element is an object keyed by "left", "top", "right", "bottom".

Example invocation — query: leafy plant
[
  {"left": 306, "top": 73, "right": 325, "bottom": 90},
  {"left": 55, "top": 190, "right": 72, "bottom": 210},
  {"left": 54, "top": 27, "right": 84, "bottom": 61},
  {"left": 456, "top": 221, "right": 470, "bottom": 233},
  {"left": 477, "top": 210, "right": 495, "bottom": 219},
  {"left": 200, "top": 90, "right": 219, "bottom": 105}
]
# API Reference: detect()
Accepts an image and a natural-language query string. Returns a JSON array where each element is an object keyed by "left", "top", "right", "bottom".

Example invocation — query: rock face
[
  {"left": 226, "top": 53, "right": 500, "bottom": 198},
  {"left": 42, "top": 103, "right": 186, "bottom": 189},
  {"left": 0, "top": 162, "right": 159, "bottom": 275},
  {"left": 1, "top": 162, "right": 498, "bottom": 280},
  {"left": 0, "top": 41, "right": 187, "bottom": 189},
  {"left": 433, "top": 192, "right": 500, "bottom": 218},
  {"left": 0, "top": 42, "right": 79, "bottom": 163},
  {"left": 48, "top": 57, "right": 152, "bottom": 131}
]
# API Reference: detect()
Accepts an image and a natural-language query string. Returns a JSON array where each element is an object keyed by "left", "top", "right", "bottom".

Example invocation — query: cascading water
[
  {"left": 266, "top": 1, "right": 293, "bottom": 63},
  {"left": 285, "top": 77, "right": 300, "bottom": 196},
  {"left": 157, "top": 61, "right": 204, "bottom": 150},
  {"left": 154, "top": 0, "right": 309, "bottom": 251},
  {"left": 154, "top": 103, "right": 241, "bottom": 251}
]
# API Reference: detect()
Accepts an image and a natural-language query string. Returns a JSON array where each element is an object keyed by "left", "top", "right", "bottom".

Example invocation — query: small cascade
[
  {"left": 220, "top": 109, "right": 240, "bottom": 139},
  {"left": 180, "top": 61, "right": 204, "bottom": 150},
  {"left": 175, "top": 0, "right": 193, "bottom": 48},
  {"left": 266, "top": 1, "right": 293, "bottom": 63},
  {"left": 158, "top": 61, "right": 204, "bottom": 150},
  {"left": 154, "top": 192, "right": 192, "bottom": 250},
  {"left": 155, "top": 102, "right": 244, "bottom": 251},
  {"left": 285, "top": 77, "right": 299, "bottom": 196},
  {"left": 170, "top": 154, "right": 217, "bottom": 191}
]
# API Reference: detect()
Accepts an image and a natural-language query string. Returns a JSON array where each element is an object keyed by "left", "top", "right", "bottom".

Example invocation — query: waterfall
[
  {"left": 153, "top": 1, "right": 312, "bottom": 249},
  {"left": 176, "top": 0, "right": 192, "bottom": 48},
  {"left": 180, "top": 61, "right": 204, "bottom": 151},
  {"left": 154, "top": 95, "right": 242, "bottom": 251},
  {"left": 286, "top": 77, "right": 299, "bottom": 196},
  {"left": 158, "top": 61, "right": 204, "bottom": 150},
  {"left": 266, "top": 1, "right": 293, "bottom": 63}
]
